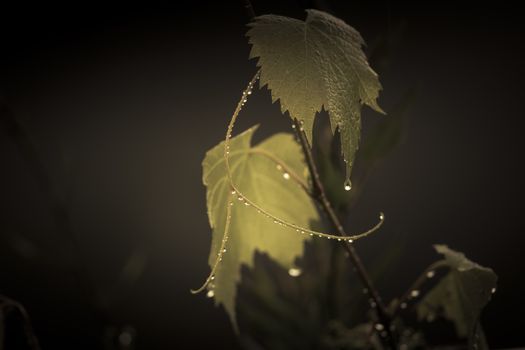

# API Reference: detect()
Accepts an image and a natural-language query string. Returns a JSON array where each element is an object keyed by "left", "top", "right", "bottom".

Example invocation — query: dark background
[{"left": 1, "top": 1, "right": 524, "bottom": 349}]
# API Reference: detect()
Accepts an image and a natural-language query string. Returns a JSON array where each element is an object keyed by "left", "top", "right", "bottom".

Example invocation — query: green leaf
[
  {"left": 416, "top": 245, "right": 497, "bottom": 349},
  {"left": 247, "top": 9, "right": 384, "bottom": 187},
  {"left": 201, "top": 126, "right": 322, "bottom": 328}
]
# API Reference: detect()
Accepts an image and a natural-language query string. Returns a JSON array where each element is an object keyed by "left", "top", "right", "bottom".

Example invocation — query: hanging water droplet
[
  {"left": 206, "top": 290, "right": 215, "bottom": 298},
  {"left": 283, "top": 172, "right": 290, "bottom": 180},
  {"left": 344, "top": 179, "right": 352, "bottom": 191},
  {"left": 426, "top": 270, "right": 435, "bottom": 278},
  {"left": 410, "top": 290, "right": 420, "bottom": 298},
  {"left": 288, "top": 268, "right": 302, "bottom": 277}
]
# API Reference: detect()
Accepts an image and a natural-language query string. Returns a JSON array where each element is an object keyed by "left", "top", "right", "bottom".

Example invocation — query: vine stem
[
  {"left": 293, "top": 119, "right": 397, "bottom": 349},
  {"left": 242, "top": 1, "right": 396, "bottom": 347}
]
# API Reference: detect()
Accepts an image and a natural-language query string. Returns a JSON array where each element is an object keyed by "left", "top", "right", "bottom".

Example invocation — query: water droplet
[
  {"left": 231, "top": 190, "right": 236, "bottom": 195},
  {"left": 400, "top": 302, "right": 407, "bottom": 309},
  {"left": 410, "top": 290, "right": 420, "bottom": 298},
  {"left": 379, "top": 213, "right": 385, "bottom": 220},
  {"left": 375, "top": 323, "right": 384, "bottom": 331},
  {"left": 222, "top": 249, "right": 227, "bottom": 253},
  {"left": 247, "top": 91, "right": 252, "bottom": 95},
  {"left": 491, "top": 287, "right": 497, "bottom": 294},
  {"left": 288, "top": 268, "right": 302, "bottom": 277},
  {"left": 283, "top": 172, "right": 290, "bottom": 180},
  {"left": 344, "top": 179, "right": 352, "bottom": 191},
  {"left": 276, "top": 164, "right": 283, "bottom": 170},
  {"left": 210, "top": 275, "right": 215, "bottom": 280},
  {"left": 309, "top": 233, "right": 314, "bottom": 237},
  {"left": 237, "top": 196, "right": 244, "bottom": 201},
  {"left": 348, "top": 239, "right": 353, "bottom": 243},
  {"left": 337, "top": 238, "right": 342, "bottom": 241},
  {"left": 300, "top": 230, "right": 305, "bottom": 234},
  {"left": 291, "top": 124, "right": 296, "bottom": 129},
  {"left": 426, "top": 270, "right": 435, "bottom": 278},
  {"left": 244, "top": 202, "right": 250, "bottom": 206},
  {"left": 206, "top": 290, "right": 215, "bottom": 298}
]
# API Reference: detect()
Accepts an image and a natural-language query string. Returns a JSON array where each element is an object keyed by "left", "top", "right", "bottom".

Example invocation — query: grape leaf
[
  {"left": 416, "top": 245, "right": 497, "bottom": 349},
  {"left": 201, "top": 125, "right": 322, "bottom": 328},
  {"left": 247, "top": 9, "right": 384, "bottom": 187}
]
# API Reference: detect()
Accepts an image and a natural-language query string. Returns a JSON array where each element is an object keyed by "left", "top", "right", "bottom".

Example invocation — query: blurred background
[{"left": 0, "top": 1, "right": 524, "bottom": 349}]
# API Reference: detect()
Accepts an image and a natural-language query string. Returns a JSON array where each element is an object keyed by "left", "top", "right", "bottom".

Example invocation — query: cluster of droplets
[{"left": 192, "top": 70, "right": 386, "bottom": 297}]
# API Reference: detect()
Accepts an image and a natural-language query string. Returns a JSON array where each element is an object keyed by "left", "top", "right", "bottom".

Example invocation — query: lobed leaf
[
  {"left": 201, "top": 126, "right": 322, "bottom": 328},
  {"left": 247, "top": 9, "right": 384, "bottom": 188}
]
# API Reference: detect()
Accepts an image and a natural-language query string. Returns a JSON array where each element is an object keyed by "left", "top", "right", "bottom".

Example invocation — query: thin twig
[
  {"left": 0, "top": 295, "right": 41, "bottom": 350},
  {"left": 293, "top": 119, "right": 397, "bottom": 349},
  {"left": 242, "top": 0, "right": 256, "bottom": 20}
]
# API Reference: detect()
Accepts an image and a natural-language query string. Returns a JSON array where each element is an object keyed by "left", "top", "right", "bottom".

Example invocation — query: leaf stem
[
  {"left": 292, "top": 119, "right": 397, "bottom": 349},
  {"left": 390, "top": 260, "right": 450, "bottom": 317}
]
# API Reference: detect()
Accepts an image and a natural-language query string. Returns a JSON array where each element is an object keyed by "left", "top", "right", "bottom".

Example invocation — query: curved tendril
[
  {"left": 224, "top": 71, "right": 384, "bottom": 241},
  {"left": 192, "top": 70, "right": 385, "bottom": 294},
  {"left": 191, "top": 192, "right": 235, "bottom": 294}
]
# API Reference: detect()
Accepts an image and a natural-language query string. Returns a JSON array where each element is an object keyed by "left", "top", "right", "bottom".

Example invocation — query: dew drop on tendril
[
  {"left": 410, "top": 290, "right": 420, "bottom": 298},
  {"left": 288, "top": 268, "right": 302, "bottom": 277}
]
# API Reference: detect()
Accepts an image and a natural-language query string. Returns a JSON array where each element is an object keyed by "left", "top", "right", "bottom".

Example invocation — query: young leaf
[
  {"left": 247, "top": 9, "right": 384, "bottom": 187},
  {"left": 201, "top": 125, "right": 322, "bottom": 329},
  {"left": 416, "top": 245, "right": 497, "bottom": 349}
]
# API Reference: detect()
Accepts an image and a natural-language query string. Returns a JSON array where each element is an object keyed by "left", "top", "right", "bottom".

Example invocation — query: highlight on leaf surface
[
  {"left": 247, "top": 9, "right": 384, "bottom": 188},
  {"left": 197, "top": 125, "right": 323, "bottom": 328}
]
